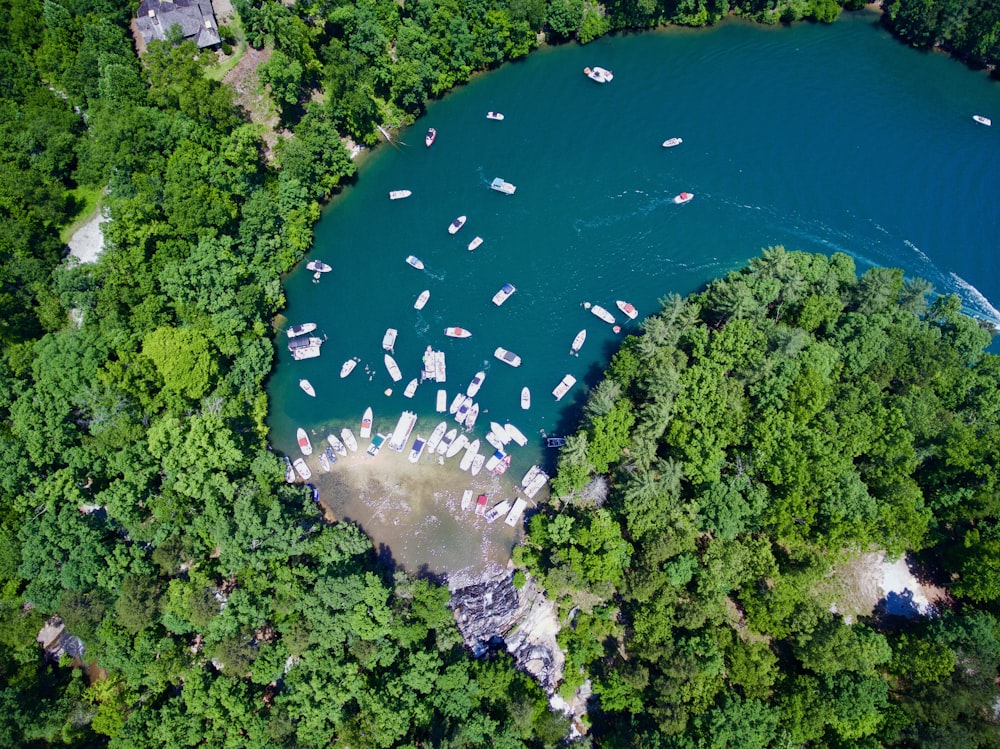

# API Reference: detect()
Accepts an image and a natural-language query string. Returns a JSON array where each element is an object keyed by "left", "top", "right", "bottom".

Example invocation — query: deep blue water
[{"left": 268, "top": 12, "right": 1000, "bottom": 573}]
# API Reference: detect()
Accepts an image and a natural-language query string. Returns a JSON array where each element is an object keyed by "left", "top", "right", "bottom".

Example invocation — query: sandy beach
[{"left": 308, "top": 435, "right": 545, "bottom": 577}]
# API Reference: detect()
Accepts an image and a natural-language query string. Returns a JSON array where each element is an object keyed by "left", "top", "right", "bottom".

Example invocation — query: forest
[{"left": 0, "top": 0, "right": 997, "bottom": 745}]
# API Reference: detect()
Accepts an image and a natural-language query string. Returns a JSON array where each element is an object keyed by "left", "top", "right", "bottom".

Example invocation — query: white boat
[
  {"left": 326, "top": 433, "right": 347, "bottom": 457},
  {"left": 494, "top": 347, "right": 521, "bottom": 367},
  {"left": 464, "top": 402, "right": 479, "bottom": 429},
  {"left": 306, "top": 260, "right": 332, "bottom": 273},
  {"left": 445, "top": 326, "right": 472, "bottom": 338},
  {"left": 491, "top": 283, "right": 516, "bottom": 306},
  {"left": 485, "top": 431, "right": 505, "bottom": 451},
  {"left": 382, "top": 328, "right": 398, "bottom": 352},
  {"left": 521, "top": 387, "right": 531, "bottom": 410},
  {"left": 299, "top": 379, "right": 315, "bottom": 397},
  {"left": 340, "top": 359, "right": 358, "bottom": 378},
  {"left": 662, "top": 137, "right": 683, "bottom": 148},
  {"left": 437, "top": 428, "right": 458, "bottom": 455},
  {"left": 436, "top": 390, "right": 447, "bottom": 413},
  {"left": 425, "top": 127, "right": 436, "bottom": 147},
  {"left": 421, "top": 346, "right": 447, "bottom": 383},
  {"left": 475, "top": 493, "right": 488, "bottom": 516},
  {"left": 341, "top": 428, "right": 358, "bottom": 453},
  {"left": 466, "top": 372, "right": 486, "bottom": 397},
  {"left": 490, "top": 177, "right": 516, "bottom": 194},
  {"left": 293, "top": 458, "right": 312, "bottom": 480},
  {"left": 590, "top": 305, "right": 616, "bottom": 324},
  {"left": 449, "top": 392, "right": 466, "bottom": 414},
  {"left": 384, "top": 354, "right": 402, "bottom": 382},
  {"left": 286, "top": 322, "right": 317, "bottom": 338},
  {"left": 408, "top": 435, "right": 426, "bottom": 463},
  {"left": 485, "top": 450, "right": 506, "bottom": 472},
  {"left": 553, "top": 374, "right": 577, "bottom": 401},
  {"left": 486, "top": 111, "right": 505, "bottom": 120},
  {"left": 470, "top": 453, "right": 485, "bottom": 475},
  {"left": 673, "top": 192, "right": 694, "bottom": 205},
  {"left": 459, "top": 439, "right": 480, "bottom": 471},
  {"left": 289, "top": 336, "right": 324, "bottom": 360},
  {"left": 318, "top": 451, "right": 330, "bottom": 473},
  {"left": 366, "top": 433, "right": 386, "bottom": 458},
  {"left": 360, "top": 407, "right": 373, "bottom": 439},
  {"left": 467, "top": 236, "right": 483, "bottom": 251},
  {"left": 297, "top": 427, "right": 312, "bottom": 456},
  {"left": 406, "top": 255, "right": 425, "bottom": 269},
  {"left": 584, "top": 66, "right": 613, "bottom": 83},
  {"left": 426, "top": 421, "right": 448, "bottom": 454},
  {"left": 388, "top": 411, "right": 417, "bottom": 452},
  {"left": 505, "top": 498, "right": 528, "bottom": 527},
  {"left": 521, "top": 465, "right": 550, "bottom": 498},
  {"left": 404, "top": 378, "right": 419, "bottom": 398},
  {"left": 571, "top": 329, "right": 587, "bottom": 354},
  {"left": 454, "top": 397, "right": 472, "bottom": 424},
  {"left": 484, "top": 498, "right": 512, "bottom": 523},
  {"left": 973, "top": 114, "right": 992, "bottom": 126},
  {"left": 462, "top": 489, "right": 474, "bottom": 511},
  {"left": 493, "top": 453, "right": 512, "bottom": 475},
  {"left": 448, "top": 216, "right": 467, "bottom": 234},
  {"left": 505, "top": 422, "right": 528, "bottom": 447},
  {"left": 284, "top": 456, "right": 295, "bottom": 483},
  {"left": 446, "top": 434, "right": 469, "bottom": 459},
  {"left": 414, "top": 289, "right": 430, "bottom": 310},
  {"left": 389, "top": 189, "right": 412, "bottom": 200},
  {"left": 490, "top": 421, "right": 511, "bottom": 445},
  {"left": 616, "top": 300, "right": 638, "bottom": 320}
]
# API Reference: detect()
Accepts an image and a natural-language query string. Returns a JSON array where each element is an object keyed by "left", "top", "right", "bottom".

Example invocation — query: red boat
[
  {"left": 475, "top": 494, "right": 488, "bottom": 516},
  {"left": 425, "top": 127, "right": 436, "bottom": 147},
  {"left": 444, "top": 327, "right": 472, "bottom": 338},
  {"left": 616, "top": 300, "right": 638, "bottom": 320}
]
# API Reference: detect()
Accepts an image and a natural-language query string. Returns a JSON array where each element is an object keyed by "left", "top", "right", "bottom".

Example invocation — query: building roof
[{"left": 135, "top": 0, "right": 221, "bottom": 49}]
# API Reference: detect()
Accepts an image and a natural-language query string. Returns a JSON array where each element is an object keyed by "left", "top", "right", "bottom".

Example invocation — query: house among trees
[{"left": 134, "top": 0, "right": 221, "bottom": 50}]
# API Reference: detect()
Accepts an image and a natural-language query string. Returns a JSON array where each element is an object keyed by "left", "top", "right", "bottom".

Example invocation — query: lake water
[{"left": 269, "top": 11, "right": 1000, "bottom": 576}]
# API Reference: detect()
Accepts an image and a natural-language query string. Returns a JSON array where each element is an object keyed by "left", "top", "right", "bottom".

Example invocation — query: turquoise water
[{"left": 270, "top": 13, "right": 1000, "bottom": 573}]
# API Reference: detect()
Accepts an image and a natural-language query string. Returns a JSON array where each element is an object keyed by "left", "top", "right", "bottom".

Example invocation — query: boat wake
[{"left": 950, "top": 272, "right": 1000, "bottom": 327}]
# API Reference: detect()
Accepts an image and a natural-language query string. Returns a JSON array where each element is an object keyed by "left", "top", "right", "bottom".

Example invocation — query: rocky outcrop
[{"left": 450, "top": 570, "right": 564, "bottom": 694}]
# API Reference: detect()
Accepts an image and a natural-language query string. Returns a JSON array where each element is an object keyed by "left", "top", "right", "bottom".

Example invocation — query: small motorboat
[
  {"left": 466, "top": 371, "right": 486, "bottom": 398},
  {"left": 414, "top": 290, "right": 430, "bottom": 310},
  {"left": 484, "top": 498, "right": 512, "bottom": 523},
  {"left": 340, "top": 359, "right": 357, "bottom": 378},
  {"left": 448, "top": 216, "right": 467, "bottom": 234},
  {"left": 446, "top": 434, "right": 469, "bottom": 459},
  {"left": 449, "top": 392, "right": 466, "bottom": 414},
  {"left": 590, "top": 305, "right": 616, "bottom": 325},
  {"left": 464, "top": 402, "right": 479, "bottom": 429},
  {"left": 405, "top": 255, "right": 425, "bottom": 270},
  {"left": 408, "top": 435, "right": 426, "bottom": 464},
  {"left": 973, "top": 115, "right": 992, "bottom": 126},
  {"left": 492, "top": 283, "right": 516, "bottom": 306},
  {"left": 318, "top": 450, "right": 331, "bottom": 473},
  {"left": 327, "top": 433, "right": 347, "bottom": 457},
  {"left": 489, "top": 421, "right": 511, "bottom": 445},
  {"left": 504, "top": 498, "right": 528, "bottom": 527},
  {"left": 470, "top": 453, "right": 485, "bottom": 475},
  {"left": 299, "top": 379, "right": 315, "bottom": 397},
  {"left": 490, "top": 177, "right": 516, "bottom": 195},
  {"left": 341, "top": 428, "right": 358, "bottom": 453},
  {"left": 296, "top": 427, "right": 312, "bottom": 456},
  {"left": 286, "top": 322, "right": 317, "bottom": 338},
  {"left": 284, "top": 456, "right": 295, "bottom": 483},
  {"left": 468, "top": 236, "right": 483, "bottom": 251},
  {"left": 571, "top": 328, "right": 587, "bottom": 354},
  {"left": 426, "top": 421, "right": 448, "bottom": 454},
  {"left": 462, "top": 489, "right": 474, "bottom": 511},
  {"left": 437, "top": 428, "right": 458, "bottom": 456},
  {"left": 384, "top": 354, "right": 402, "bottom": 382},
  {"left": 662, "top": 137, "right": 683, "bottom": 148},
  {"left": 475, "top": 494, "right": 488, "bottom": 516},
  {"left": 521, "top": 387, "right": 531, "bottom": 410},
  {"left": 404, "top": 378, "right": 419, "bottom": 398},
  {"left": 505, "top": 422, "right": 528, "bottom": 447},
  {"left": 486, "top": 111, "right": 505, "bottom": 120},
  {"left": 360, "top": 407, "right": 373, "bottom": 439},
  {"left": 425, "top": 127, "right": 437, "bottom": 146},
  {"left": 552, "top": 374, "right": 577, "bottom": 401},
  {"left": 436, "top": 389, "right": 447, "bottom": 413},
  {"left": 389, "top": 189, "right": 412, "bottom": 200},
  {"left": 673, "top": 192, "right": 694, "bottom": 204},
  {"left": 444, "top": 327, "right": 472, "bottom": 338},
  {"left": 306, "top": 260, "right": 332, "bottom": 273},
  {"left": 366, "top": 433, "right": 386, "bottom": 458},
  {"left": 494, "top": 347, "right": 522, "bottom": 367},
  {"left": 382, "top": 328, "right": 398, "bottom": 352},
  {"left": 293, "top": 458, "right": 311, "bottom": 480},
  {"left": 584, "top": 66, "right": 613, "bottom": 83},
  {"left": 454, "top": 397, "right": 472, "bottom": 424},
  {"left": 616, "top": 300, "right": 638, "bottom": 320},
  {"left": 546, "top": 437, "right": 566, "bottom": 448}
]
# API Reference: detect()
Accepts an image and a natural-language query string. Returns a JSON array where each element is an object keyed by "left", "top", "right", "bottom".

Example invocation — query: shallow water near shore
[{"left": 269, "top": 12, "right": 1000, "bottom": 575}]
